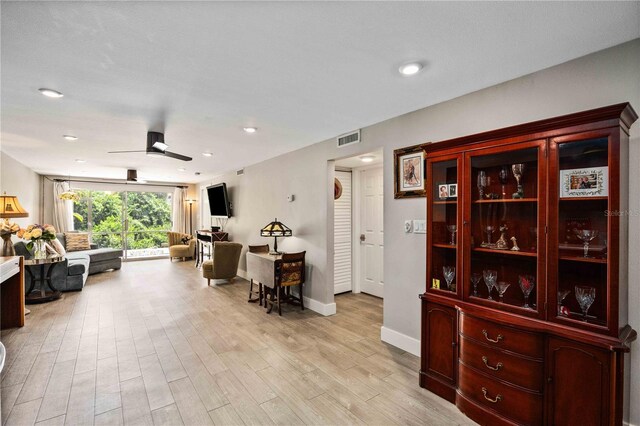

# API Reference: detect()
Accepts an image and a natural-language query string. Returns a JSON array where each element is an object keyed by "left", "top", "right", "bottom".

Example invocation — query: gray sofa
[{"left": 15, "top": 233, "right": 122, "bottom": 292}]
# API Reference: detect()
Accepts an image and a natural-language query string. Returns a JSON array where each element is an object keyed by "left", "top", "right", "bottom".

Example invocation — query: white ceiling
[
  {"left": 2, "top": 2, "right": 638, "bottom": 183},
  {"left": 335, "top": 150, "right": 383, "bottom": 169}
]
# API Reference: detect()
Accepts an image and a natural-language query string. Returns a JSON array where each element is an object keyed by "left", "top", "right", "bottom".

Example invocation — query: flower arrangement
[
  {"left": 0, "top": 219, "right": 20, "bottom": 236},
  {"left": 1, "top": 219, "right": 21, "bottom": 256},
  {"left": 18, "top": 224, "right": 57, "bottom": 258}
]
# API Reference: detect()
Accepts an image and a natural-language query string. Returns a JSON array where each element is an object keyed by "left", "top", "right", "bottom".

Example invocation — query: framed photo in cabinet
[
  {"left": 394, "top": 144, "right": 427, "bottom": 198},
  {"left": 560, "top": 166, "right": 608, "bottom": 198}
]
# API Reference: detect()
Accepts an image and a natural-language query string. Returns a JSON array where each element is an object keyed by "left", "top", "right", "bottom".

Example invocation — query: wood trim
[{"left": 424, "top": 103, "right": 636, "bottom": 155}]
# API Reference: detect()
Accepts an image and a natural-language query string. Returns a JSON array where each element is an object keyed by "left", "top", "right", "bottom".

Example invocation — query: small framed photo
[
  {"left": 438, "top": 184, "right": 449, "bottom": 199},
  {"left": 394, "top": 144, "right": 429, "bottom": 199},
  {"left": 560, "top": 166, "right": 608, "bottom": 198},
  {"left": 448, "top": 184, "right": 458, "bottom": 198}
]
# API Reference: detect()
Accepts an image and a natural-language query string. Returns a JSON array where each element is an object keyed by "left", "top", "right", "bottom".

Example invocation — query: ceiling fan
[{"left": 108, "top": 132, "right": 192, "bottom": 161}]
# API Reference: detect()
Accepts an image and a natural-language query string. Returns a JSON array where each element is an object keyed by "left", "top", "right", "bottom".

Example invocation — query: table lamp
[
  {"left": 1, "top": 193, "right": 29, "bottom": 257},
  {"left": 260, "top": 218, "right": 292, "bottom": 255}
]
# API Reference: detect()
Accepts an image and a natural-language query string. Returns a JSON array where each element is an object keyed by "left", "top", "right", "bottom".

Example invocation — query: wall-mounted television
[{"left": 206, "top": 183, "right": 232, "bottom": 218}]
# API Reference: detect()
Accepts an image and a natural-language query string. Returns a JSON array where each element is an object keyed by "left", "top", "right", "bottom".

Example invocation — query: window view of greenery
[{"left": 73, "top": 190, "right": 173, "bottom": 258}]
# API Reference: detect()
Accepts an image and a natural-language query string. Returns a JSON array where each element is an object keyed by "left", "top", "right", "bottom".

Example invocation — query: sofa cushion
[
  {"left": 71, "top": 248, "right": 123, "bottom": 263},
  {"left": 64, "top": 232, "right": 91, "bottom": 252}
]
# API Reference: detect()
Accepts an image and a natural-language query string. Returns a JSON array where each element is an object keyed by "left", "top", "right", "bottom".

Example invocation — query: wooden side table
[{"left": 195, "top": 231, "right": 229, "bottom": 267}]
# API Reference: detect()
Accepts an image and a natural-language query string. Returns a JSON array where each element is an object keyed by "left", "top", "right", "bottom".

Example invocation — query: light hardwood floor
[{"left": 1, "top": 259, "right": 471, "bottom": 425}]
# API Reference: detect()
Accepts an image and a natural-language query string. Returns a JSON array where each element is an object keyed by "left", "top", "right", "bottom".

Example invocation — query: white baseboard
[
  {"left": 304, "top": 297, "right": 336, "bottom": 316},
  {"left": 237, "top": 269, "right": 335, "bottom": 316},
  {"left": 380, "top": 326, "right": 421, "bottom": 356}
]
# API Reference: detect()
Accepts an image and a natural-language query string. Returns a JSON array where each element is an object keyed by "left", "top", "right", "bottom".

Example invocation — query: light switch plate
[
  {"left": 413, "top": 220, "right": 426, "bottom": 234},
  {"left": 404, "top": 220, "right": 413, "bottom": 233}
]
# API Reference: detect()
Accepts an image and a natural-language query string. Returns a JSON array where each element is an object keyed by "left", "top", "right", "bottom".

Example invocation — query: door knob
[{"left": 360, "top": 234, "right": 366, "bottom": 242}]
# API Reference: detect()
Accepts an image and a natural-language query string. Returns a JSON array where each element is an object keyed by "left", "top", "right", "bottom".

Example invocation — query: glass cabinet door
[
  {"left": 427, "top": 155, "right": 461, "bottom": 297},
  {"left": 464, "top": 141, "right": 546, "bottom": 316},
  {"left": 549, "top": 131, "right": 615, "bottom": 332}
]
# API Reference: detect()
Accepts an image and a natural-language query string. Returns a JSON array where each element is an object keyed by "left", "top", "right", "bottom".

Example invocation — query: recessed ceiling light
[
  {"left": 178, "top": 167, "right": 186, "bottom": 172},
  {"left": 63, "top": 135, "right": 78, "bottom": 141},
  {"left": 202, "top": 152, "right": 213, "bottom": 157},
  {"left": 39, "top": 88, "right": 64, "bottom": 98},
  {"left": 360, "top": 155, "right": 375, "bottom": 163},
  {"left": 243, "top": 127, "right": 257, "bottom": 134},
  {"left": 398, "top": 62, "right": 423, "bottom": 76},
  {"left": 75, "top": 159, "right": 86, "bottom": 163}
]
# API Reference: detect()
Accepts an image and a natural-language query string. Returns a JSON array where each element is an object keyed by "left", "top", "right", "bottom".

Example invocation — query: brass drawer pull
[
  {"left": 482, "top": 387, "right": 502, "bottom": 403},
  {"left": 482, "top": 356, "right": 503, "bottom": 371},
  {"left": 482, "top": 329, "right": 503, "bottom": 343}
]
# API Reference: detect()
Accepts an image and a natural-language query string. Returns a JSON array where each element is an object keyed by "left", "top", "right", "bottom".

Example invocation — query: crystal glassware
[
  {"left": 574, "top": 229, "right": 599, "bottom": 258},
  {"left": 558, "top": 289, "right": 571, "bottom": 316},
  {"left": 484, "top": 225, "right": 496, "bottom": 248},
  {"left": 574, "top": 286, "right": 596, "bottom": 322},
  {"left": 447, "top": 225, "right": 457, "bottom": 245},
  {"left": 443, "top": 266, "right": 456, "bottom": 291},
  {"left": 483, "top": 269, "right": 497, "bottom": 300},
  {"left": 518, "top": 275, "right": 535, "bottom": 309},
  {"left": 498, "top": 166, "right": 509, "bottom": 199},
  {"left": 470, "top": 273, "right": 482, "bottom": 297},
  {"left": 511, "top": 163, "right": 525, "bottom": 198},
  {"left": 497, "top": 281, "right": 510, "bottom": 303},
  {"left": 477, "top": 170, "right": 488, "bottom": 200}
]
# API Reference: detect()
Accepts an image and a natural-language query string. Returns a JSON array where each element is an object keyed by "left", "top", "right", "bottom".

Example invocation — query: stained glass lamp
[
  {"left": 260, "top": 218, "right": 292, "bottom": 255},
  {"left": 0, "top": 193, "right": 29, "bottom": 218}
]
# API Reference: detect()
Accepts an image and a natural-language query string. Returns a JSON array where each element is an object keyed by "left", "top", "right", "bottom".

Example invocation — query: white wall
[
  {"left": 0, "top": 151, "right": 42, "bottom": 232},
  {"left": 199, "top": 39, "right": 640, "bottom": 424}
]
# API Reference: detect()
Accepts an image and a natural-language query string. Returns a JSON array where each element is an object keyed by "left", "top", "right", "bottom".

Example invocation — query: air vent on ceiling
[
  {"left": 236, "top": 168, "right": 244, "bottom": 176},
  {"left": 337, "top": 130, "right": 361, "bottom": 148}
]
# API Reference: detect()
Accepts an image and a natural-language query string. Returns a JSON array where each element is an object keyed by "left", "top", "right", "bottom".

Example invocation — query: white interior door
[
  {"left": 334, "top": 171, "right": 352, "bottom": 294},
  {"left": 359, "top": 166, "right": 384, "bottom": 298}
]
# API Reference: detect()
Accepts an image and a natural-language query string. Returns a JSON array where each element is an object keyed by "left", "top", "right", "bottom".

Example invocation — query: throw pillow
[
  {"left": 181, "top": 235, "right": 193, "bottom": 245},
  {"left": 50, "top": 238, "right": 67, "bottom": 255},
  {"left": 64, "top": 232, "right": 91, "bottom": 252}
]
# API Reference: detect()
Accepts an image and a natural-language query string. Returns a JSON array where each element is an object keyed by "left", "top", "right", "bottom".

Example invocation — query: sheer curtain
[
  {"left": 52, "top": 181, "right": 74, "bottom": 232},
  {"left": 172, "top": 187, "right": 188, "bottom": 234}
]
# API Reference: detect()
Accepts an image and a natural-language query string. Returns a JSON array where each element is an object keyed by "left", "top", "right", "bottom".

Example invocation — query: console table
[
  {"left": 1, "top": 256, "right": 25, "bottom": 329},
  {"left": 195, "top": 230, "right": 229, "bottom": 267}
]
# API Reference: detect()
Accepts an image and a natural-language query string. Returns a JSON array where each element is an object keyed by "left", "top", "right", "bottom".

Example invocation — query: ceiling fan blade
[
  {"left": 162, "top": 151, "right": 193, "bottom": 161},
  {"left": 108, "top": 150, "right": 146, "bottom": 154}
]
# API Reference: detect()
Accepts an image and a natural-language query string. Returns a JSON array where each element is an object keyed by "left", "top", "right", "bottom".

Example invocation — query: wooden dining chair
[
  {"left": 247, "top": 244, "right": 269, "bottom": 305},
  {"left": 266, "top": 251, "right": 306, "bottom": 316}
]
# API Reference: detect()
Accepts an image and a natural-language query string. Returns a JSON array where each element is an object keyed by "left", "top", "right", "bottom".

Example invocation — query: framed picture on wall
[{"left": 394, "top": 143, "right": 429, "bottom": 198}]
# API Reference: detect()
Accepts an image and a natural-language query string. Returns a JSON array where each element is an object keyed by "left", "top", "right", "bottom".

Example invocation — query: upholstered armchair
[
  {"left": 202, "top": 242, "right": 242, "bottom": 285},
  {"left": 168, "top": 232, "right": 196, "bottom": 261}
]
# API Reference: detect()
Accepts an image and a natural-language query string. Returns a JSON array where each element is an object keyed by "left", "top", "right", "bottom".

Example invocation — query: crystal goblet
[
  {"left": 484, "top": 225, "right": 496, "bottom": 248},
  {"left": 574, "top": 229, "right": 599, "bottom": 258},
  {"left": 498, "top": 166, "right": 509, "bottom": 199},
  {"left": 518, "top": 275, "right": 536, "bottom": 309},
  {"left": 447, "top": 225, "right": 457, "bottom": 245},
  {"left": 443, "top": 266, "right": 456, "bottom": 291},
  {"left": 511, "top": 163, "right": 525, "bottom": 198},
  {"left": 558, "top": 289, "right": 571, "bottom": 316},
  {"left": 477, "top": 170, "right": 488, "bottom": 200},
  {"left": 470, "top": 273, "right": 482, "bottom": 297},
  {"left": 483, "top": 269, "right": 497, "bottom": 300},
  {"left": 497, "top": 281, "right": 510, "bottom": 303},
  {"left": 574, "top": 286, "right": 596, "bottom": 322}
]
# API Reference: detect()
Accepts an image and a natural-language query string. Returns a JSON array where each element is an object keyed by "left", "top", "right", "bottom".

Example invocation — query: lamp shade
[
  {"left": 260, "top": 218, "right": 292, "bottom": 237},
  {"left": 0, "top": 194, "right": 29, "bottom": 218}
]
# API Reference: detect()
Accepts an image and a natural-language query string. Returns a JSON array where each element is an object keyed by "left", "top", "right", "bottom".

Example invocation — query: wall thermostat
[{"left": 287, "top": 194, "right": 295, "bottom": 202}]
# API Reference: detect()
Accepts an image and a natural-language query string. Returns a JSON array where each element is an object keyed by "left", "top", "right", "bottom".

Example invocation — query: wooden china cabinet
[{"left": 419, "top": 103, "right": 637, "bottom": 426}]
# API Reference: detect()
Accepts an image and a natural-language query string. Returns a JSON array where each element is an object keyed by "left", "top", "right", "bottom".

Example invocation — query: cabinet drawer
[
  {"left": 459, "top": 313, "right": 543, "bottom": 358},
  {"left": 459, "top": 363, "right": 543, "bottom": 426},
  {"left": 459, "top": 337, "right": 543, "bottom": 392}
]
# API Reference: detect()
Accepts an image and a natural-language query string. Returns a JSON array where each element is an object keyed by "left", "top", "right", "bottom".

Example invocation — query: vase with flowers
[
  {"left": 18, "top": 224, "right": 57, "bottom": 259},
  {"left": 1, "top": 219, "right": 21, "bottom": 256}
]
